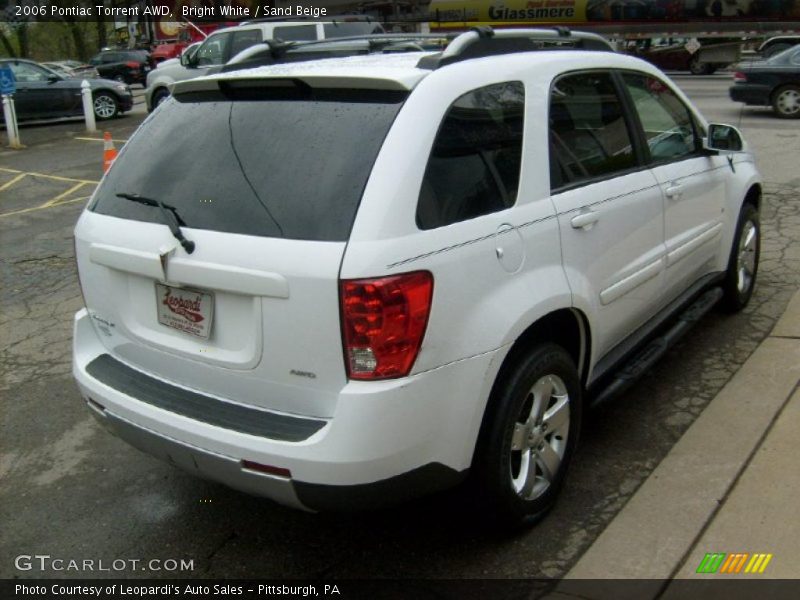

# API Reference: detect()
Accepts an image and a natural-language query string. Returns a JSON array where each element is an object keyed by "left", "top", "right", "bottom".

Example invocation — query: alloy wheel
[
  {"left": 509, "top": 374, "right": 570, "bottom": 500},
  {"left": 94, "top": 95, "right": 116, "bottom": 119},
  {"left": 737, "top": 219, "right": 758, "bottom": 294}
]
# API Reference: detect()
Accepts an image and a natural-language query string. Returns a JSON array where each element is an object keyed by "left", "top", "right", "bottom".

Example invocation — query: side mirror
[
  {"left": 703, "top": 123, "right": 744, "bottom": 153},
  {"left": 47, "top": 74, "right": 61, "bottom": 83},
  {"left": 181, "top": 48, "right": 199, "bottom": 68}
]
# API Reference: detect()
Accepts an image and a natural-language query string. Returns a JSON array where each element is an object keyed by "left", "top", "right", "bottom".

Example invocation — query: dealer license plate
[{"left": 155, "top": 283, "right": 214, "bottom": 339}]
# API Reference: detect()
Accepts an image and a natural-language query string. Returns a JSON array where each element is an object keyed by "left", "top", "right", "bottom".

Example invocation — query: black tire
[
  {"left": 92, "top": 92, "right": 119, "bottom": 120},
  {"left": 471, "top": 343, "right": 582, "bottom": 528},
  {"left": 720, "top": 203, "right": 760, "bottom": 313},
  {"left": 689, "top": 56, "right": 713, "bottom": 76},
  {"left": 771, "top": 84, "right": 800, "bottom": 119},
  {"left": 151, "top": 87, "right": 170, "bottom": 108}
]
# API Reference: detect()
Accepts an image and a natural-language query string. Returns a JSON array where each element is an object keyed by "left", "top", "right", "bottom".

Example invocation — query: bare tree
[
  {"left": 16, "top": 22, "right": 29, "bottom": 57},
  {"left": 62, "top": 17, "right": 89, "bottom": 60},
  {"left": 95, "top": 14, "right": 108, "bottom": 51},
  {"left": 0, "top": 27, "right": 17, "bottom": 57}
]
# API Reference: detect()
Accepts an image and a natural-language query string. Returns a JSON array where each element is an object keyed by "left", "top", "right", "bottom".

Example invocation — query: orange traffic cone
[{"left": 102, "top": 131, "right": 117, "bottom": 173}]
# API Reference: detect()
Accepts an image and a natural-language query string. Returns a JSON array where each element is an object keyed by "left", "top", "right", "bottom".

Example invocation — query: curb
[{"left": 557, "top": 287, "right": 800, "bottom": 590}]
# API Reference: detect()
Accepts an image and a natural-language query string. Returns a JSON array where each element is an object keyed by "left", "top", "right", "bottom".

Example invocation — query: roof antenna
[{"left": 554, "top": 27, "right": 571, "bottom": 37}]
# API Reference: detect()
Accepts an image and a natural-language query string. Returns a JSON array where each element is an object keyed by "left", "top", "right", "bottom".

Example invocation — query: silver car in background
[{"left": 42, "top": 60, "right": 100, "bottom": 79}]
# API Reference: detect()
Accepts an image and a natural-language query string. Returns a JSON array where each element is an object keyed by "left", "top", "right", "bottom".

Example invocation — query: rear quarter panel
[{"left": 343, "top": 57, "right": 572, "bottom": 375}]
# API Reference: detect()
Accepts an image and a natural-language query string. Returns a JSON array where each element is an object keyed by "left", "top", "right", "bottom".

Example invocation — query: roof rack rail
[
  {"left": 222, "top": 33, "right": 454, "bottom": 73},
  {"left": 416, "top": 27, "right": 614, "bottom": 70}
]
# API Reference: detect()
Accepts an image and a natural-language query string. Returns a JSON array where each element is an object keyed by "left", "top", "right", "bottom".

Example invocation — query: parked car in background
[
  {"left": 144, "top": 20, "right": 384, "bottom": 111},
  {"left": 151, "top": 41, "right": 192, "bottom": 64},
  {"left": 42, "top": 60, "right": 100, "bottom": 79},
  {"left": 0, "top": 59, "right": 133, "bottom": 121},
  {"left": 758, "top": 35, "right": 800, "bottom": 59},
  {"left": 150, "top": 21, "right": 233, "bottom": 63},
  {"left": 730, "top": 45, "right": 800, "bottom": 118},
  {"left": 89, "top": 49, "right": 152, "bottom": 85},
  {"left": 74, "top": 29, "right": 761, "bottom": 525},
  {"left": 144, "top": 42, "right": 201, "bottom": 109},
  {"left": 625, "top": 37, "right": 741, "bottom": 75}
]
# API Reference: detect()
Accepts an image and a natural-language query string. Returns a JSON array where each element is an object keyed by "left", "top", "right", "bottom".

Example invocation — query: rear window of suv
[{"left": 90, "top": 87, "right": 406, "bottom": 242}]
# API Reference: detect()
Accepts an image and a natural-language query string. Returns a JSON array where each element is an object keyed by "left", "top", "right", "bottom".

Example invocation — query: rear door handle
[{"left": 571, "top": 210, "right": 600, "bottom": 230}]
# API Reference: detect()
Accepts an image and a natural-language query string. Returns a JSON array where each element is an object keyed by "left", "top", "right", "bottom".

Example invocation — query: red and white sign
[{"left": 156, "top": 283, "right": 214, "bottom": 339}]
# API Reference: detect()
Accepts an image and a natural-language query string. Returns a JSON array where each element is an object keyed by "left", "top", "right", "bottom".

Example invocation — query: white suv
[{"left": 73, "top": 28, "right": 761, "bottom": 525}]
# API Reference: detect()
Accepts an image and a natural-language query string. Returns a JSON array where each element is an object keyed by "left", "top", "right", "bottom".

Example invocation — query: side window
[
  {"left": 230, "top": 30, "right": 263, "bottom": 58},
  {"left": 622, "top": 72, "right": 698, "bottom": 162},
  {"left": 549, "top": 71, "right": 636, "bottom": 191},
  {"left": 196, "top": 34, "right": 230, "bottom": 66},
  {"left": 9, "top": 62, "right": 49, "bottom": 82},
  {"left": 416, "top": 81, "right": 524, "bottom": 230},
  {"left": 273, "top": 25, "right": 318, "bottom": 42}
]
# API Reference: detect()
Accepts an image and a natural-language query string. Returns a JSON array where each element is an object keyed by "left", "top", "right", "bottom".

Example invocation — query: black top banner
[
  {"left": 4, "top": 579, "right": 800, "bottom": 600},
  {"left": 1, "top": 1, "right": 344, "bottom": 23},
  {"left": 3, "top": 0, "right": 800, "bottom": 24}
]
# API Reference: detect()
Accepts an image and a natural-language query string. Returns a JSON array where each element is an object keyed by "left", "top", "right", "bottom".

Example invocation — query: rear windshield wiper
[{"left": 116, "top": 193, "right": 195, "bottom": 254}]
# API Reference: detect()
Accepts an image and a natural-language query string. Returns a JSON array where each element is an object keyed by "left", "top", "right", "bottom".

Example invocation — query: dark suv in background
[{"left": 89, "top": 49, "right": 152, "bottom": 85}]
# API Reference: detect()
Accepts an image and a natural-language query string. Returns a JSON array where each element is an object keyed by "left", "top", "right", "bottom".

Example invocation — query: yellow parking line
[
  {"left": 0, "top": 167, "right": 98, "bottom": 185},
  {"left": 26, "top": 171, "right": 99, "bottom": 185},
  {"left": 0, "top": 173, "right": 27, "bottom": 192},
  {"left": 75, "top": 136, "right": 129, "bottom": 144},
  {"left": 43, "top": 182, "right": 89, "bottom": 207},
  {"left": 0, "top": 195, "right": 91, "bottom": 218}
]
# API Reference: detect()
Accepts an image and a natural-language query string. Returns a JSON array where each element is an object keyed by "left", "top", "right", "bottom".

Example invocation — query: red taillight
[
  {"left": 340, "top": 271, "right": 433, "bottom": 380},
  {"left": 733, "top": 71, "right": 747, "bottom": 83},
  {"left": 125, "top": 61, "right": 140, "bottom": 69}
]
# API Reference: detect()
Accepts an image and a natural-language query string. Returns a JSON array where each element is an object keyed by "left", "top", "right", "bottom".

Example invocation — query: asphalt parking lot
[{"left": 1, "top": 74, "right": 800, "bottom": 581}]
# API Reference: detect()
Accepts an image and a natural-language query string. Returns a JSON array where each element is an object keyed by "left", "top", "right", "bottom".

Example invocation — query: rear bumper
[
  {"left": 729, "top": 83, "right": 772, "bottom": 105},
  {"left": 90, "top": 407, "right": 308, "bottom": 509},
  {"left": 73, "top": 309, "right": 501, "bottom": 511}
]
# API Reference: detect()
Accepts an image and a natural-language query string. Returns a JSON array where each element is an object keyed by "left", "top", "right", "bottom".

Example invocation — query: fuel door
[{"left": 495, "top": 223, "right": 525, "bottom": 273}]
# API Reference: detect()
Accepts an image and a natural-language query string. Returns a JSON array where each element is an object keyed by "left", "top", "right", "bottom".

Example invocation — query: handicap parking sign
[{"left": 0, "top": 66, "right": 16, "bottom": 95}]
